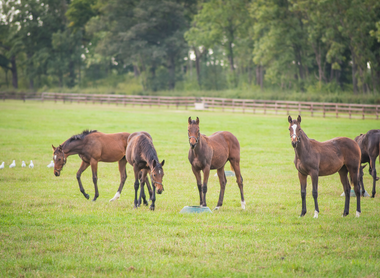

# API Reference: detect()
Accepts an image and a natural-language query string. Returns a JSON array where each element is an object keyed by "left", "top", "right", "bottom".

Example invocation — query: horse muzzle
[
  {"left": 157, "top": 187, "right": 164, "bottom": 194},
  {"left": 291, "top": 135, "right": 300, "bottom": 148},
  {"left": 54, "top": 169, "right": 61, "bottom": 177}
]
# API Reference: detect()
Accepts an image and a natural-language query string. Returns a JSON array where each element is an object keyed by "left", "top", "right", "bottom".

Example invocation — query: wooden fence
[{"left": 1, "top": 92, "right": 379, "bottom": 120}]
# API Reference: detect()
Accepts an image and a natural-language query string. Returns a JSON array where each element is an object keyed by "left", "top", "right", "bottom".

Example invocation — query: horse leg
[
  {"left": 349, "top": 164, "right": 361, "bottom": 217},
  {"left": 132, "top": 166, "right": 140, "bottom": 208},
  {"left": 339, "top": 166, "right": 350, "bottom": 216},
  {"left": 77, "top": 161, "right": 90, "bottom": 200},
  {"left": 149, "top": 173, "right": 156, "bottom": 211},
  {"left": 90, "top": 160, "right": 99, "bottom": 201},
  {"left": 110, "top": 157, "right": 127, "bottom": 202},
  {"left": 138, "top": 170, "right": 149, "bottom": 206},
  {"left": 201, "top": 166, "right": 211, "bottom": 207},
  {"left": 358, "top": 165, "right": 366, "bottom": 197},
  {"left": 230, "top": 159, "right": 245, "bottom": 209},
  {"left": 370, "top": 156, "right": 377, "bottom": 198},
  {"left": 215, "top": 167, "right": 227, "bottom": 210},
  {"left": 310, "top": 171, "right": 319, "bottom": 218},
  {"left": 298, "top": 172, "right": 307, "bottom": 217},
  {"left": 145, "top": 173, "right": 153, "bottom": 201},
  {"left": 191, "top": 166, "right": 202, "bottom": 206}
]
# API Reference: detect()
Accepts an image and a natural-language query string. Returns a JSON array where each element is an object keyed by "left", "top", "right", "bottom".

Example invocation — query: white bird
[
  {"left": 21, "top": 161, "right": 26, "bottom": 167},
  {"left": 29, "top": 160, "right": 34, "bottom": 168},
  {"left": 0, "top": 162, "right": 4, "bottom": 169},
  {"left": 47, "top": 161, "right": 54, "bottom": 168},
  {"left": 9, "top": 160, "right": 16, "bottom": 168}
]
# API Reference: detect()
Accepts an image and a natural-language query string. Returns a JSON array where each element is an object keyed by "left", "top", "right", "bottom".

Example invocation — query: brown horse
[
  {"left": 288, "top": 115, "right": 362, "bottom": 217},
  {"left": 52, "top": 130, "right": 130, "bottom": 202},
  {"left": 187, "top": 117, "right": 245, "bottom": 210},
  {"left": 355, "top": 129, "right": 380, "bottom": 197},
  {"left": 125, "top": 132, "right": 165, "bottom": 211}
]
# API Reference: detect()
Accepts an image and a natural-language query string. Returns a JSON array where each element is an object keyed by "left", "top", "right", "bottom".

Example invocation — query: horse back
[
  {"left": 355, "top": 130, "right": 380, "bottom": 161},
  {"left": 307, "top": 137, "right": 360, "bottom": 176},
  {"left": 330, "top": 137, "right": 361, "bottom": 169},
  {"left": 84, "top": 132, "right": 130, "bottom": 162},
  {"left": 207, "top": 131, "right": 240, "bottom": 166},
  {"left": 126, "top": 132, "right": 153, "bottom": 165}
]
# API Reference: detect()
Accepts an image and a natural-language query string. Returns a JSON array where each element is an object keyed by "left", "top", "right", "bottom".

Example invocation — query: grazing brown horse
[
  {"left": 288, "top": 115, "right": 362, "bottom": 217},
  {"left": 126, "top": 132, "right": 165, "bottom": 211},
  {"left": 187, "top": 117, "right": 245, "bottom": 210},
  {"left": 355, "top": 129, "right": 380, "bottom": 197},
  {"left": 52, "top": 130, "right": 130, "bottom": 201}
]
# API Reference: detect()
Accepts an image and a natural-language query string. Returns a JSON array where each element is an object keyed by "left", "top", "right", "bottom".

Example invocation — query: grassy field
[{"left": 0, "top": 100, "right": 379, "bottom": 277}]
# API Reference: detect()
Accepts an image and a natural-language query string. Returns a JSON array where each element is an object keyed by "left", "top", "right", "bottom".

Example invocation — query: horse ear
[
  {"left": 161, "top": 160, "right": 165, "bottom": 167},
  {"left": 52, "top": 145, "right": 56, "bottom": 151},
  {"left": 288, "top": 116, "right": 292, "bottom": 124},
  {"left": 188, "top": 117, "right": 192, "bottom": 124},
  {"left": 58, "top": 145, "right": 62, "bottom": 150},
  {"left": 196, "top": 117, "right": 199, "bottom": 124},
  {"left": 152, "top": 159, "right": 156, "bottom": 168},
  {"left": 297, "top": 115, "right": 301, "bottom": 123}
]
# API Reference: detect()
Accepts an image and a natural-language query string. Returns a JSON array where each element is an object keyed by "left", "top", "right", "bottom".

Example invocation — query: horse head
[
  {"left": 151, "top": 159, "right": 165, "bottom": 194},
  {"left": 288, "top": 115, "right": 302, "bottom": 148},
  {"left": 188, "top": 116, "right": 200, "bottom": 149},
  {"left": 52, "top": 144, "right": 66, "bottom": 176}
]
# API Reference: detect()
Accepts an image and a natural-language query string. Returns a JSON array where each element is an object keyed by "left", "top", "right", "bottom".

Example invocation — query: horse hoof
[
  {"left": 110, "top": 192, "right": 120, "bottom": 202},
  {"left": 149, "top": 206, "right": 155, "bottom": 211},
  {"left": 85, "top": 194, "right": 90, "bottom": 199},
  {"left": 313, "top": 211, "right": 319, "bottom": 218},
  {"left": 213, "top": 207, "right": 220, "bottom": 211},
  {"left": 356, "top": 211, "right": 361, "bottom": 217},
  {"left": 241, "top": 201, "right": 246, "bottom": 210},
  {"left": 342, "top": 212, "right": 349, "bottom": 217}
]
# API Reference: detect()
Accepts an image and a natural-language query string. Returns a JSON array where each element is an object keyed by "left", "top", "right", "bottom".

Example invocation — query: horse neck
[
  {"left": 141, "top": 144, "right": 159, "bottom": 169},
  {"left": 61, "top": 139, "right": 84, "bottom": 156},
  {"left": 191, "top": 135, "right": 205, "bottom": 156},
  {"left": 294, "top": 130, "right": 311, "bottom": 157}
]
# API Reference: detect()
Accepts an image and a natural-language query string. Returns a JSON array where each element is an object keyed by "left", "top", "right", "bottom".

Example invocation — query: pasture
[{"left": 0, "top": 100, "right": 379, "bottom": 277}]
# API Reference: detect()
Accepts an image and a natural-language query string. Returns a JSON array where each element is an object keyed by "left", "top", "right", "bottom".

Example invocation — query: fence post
[
  {"left": 275, "top": 102, "right": 278, "bottom": 114},
  {"left": 311, "top": 104, "right": 313, "bottom": 117},
  {"left": 323, "top": 104, "right": 325, "bottom": 118},
  {"left": 377, "top": 106, "right": 379, "bottom": 120},
  {"left": 362, "top": 107, "right": 365, "bottom": 120},
  {"left": 286, "top": 103, "right": 289, "bottom": 115},
  {"left": 242, "top": 100, "right": 245, "bottom": 113},
  {"left": 232, "top": 99, "right": 235, "bottom": 112},
  {"left": 349, "top": 105, "right": 351, "bottom": 119},
  {"left": 253, "top": 100, "right": 255, "bottom": 114},
  {"left": 298, "top": 103, "right": 301, "bottom": 115},
  {"left": 264, "top": 102, "right": 266, "bottom": 114},
  {"left": 335, "top": 105, "right": 338, "bottom": 118},
  {"left": 222, "top": 100, "right": 224, "bottom": 112}
]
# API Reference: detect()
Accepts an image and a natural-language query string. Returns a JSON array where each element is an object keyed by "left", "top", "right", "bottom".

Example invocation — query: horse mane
[
  {"left": 68, "top": 130, "right": 98, "bottom": 143},
  {"left": 140, "top": 135, "right": 159, "bottom": 164}
]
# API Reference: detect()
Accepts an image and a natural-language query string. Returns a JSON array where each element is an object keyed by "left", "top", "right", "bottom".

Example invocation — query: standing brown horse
[
  {"left": 187, "top": 117, "right": 245, "bottom": 210},
  {"left": 288, "top": 115, "right": 362, "bottom": 217},
  {"left": 355, "top": 129, "right": 380, "bottom": 197},
  {"left": 52, "top": 130, "right": 130, "bottom": 202},
  {"left": 125, "top": 132, "right": 165, "bottom": 211}
]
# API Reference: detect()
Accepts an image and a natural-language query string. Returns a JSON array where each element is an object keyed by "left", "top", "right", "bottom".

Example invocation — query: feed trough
[
  {"left": 180, "top": 206, "right": 212, "bottom": 213},
  {"left": 340, "top": 189, "right": 370, "bottom": 197},
  {"left": 214, "top": 170, "right": 235, "bottom": 177}
]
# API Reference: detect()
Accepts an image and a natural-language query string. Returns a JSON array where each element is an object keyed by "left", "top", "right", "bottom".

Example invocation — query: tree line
[{"left": 1, "top": 0, "right": 380, "bottom": 94}]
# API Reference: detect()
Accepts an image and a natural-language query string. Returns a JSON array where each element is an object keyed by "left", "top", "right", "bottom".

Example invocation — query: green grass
[{"left": 0, "top": 100, "right": 379, "bottom": 277}]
